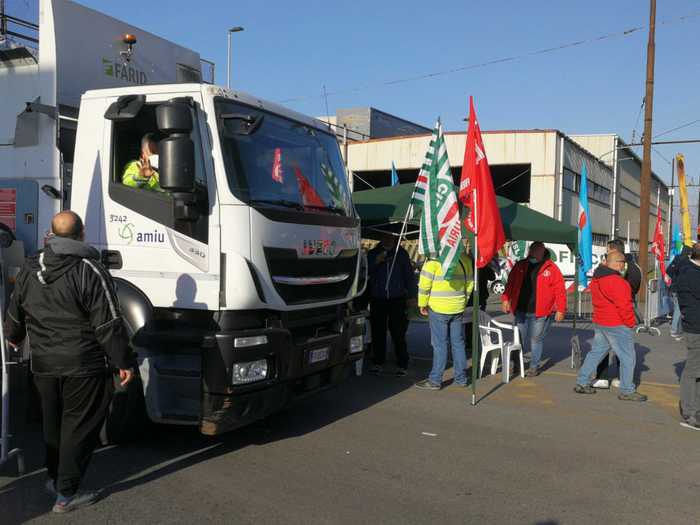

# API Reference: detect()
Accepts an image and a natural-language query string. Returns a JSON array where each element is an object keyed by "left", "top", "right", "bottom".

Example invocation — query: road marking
[
  {"left": 544, "top": 370, "right": 680, "bottom": 389},
  {"left": 421, "top": 432, "right": 438, "bottom": 437}
]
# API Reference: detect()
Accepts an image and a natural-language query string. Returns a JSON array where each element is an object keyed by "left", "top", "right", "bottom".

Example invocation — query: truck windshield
[{"left": 216, "top": 100, "right": 353, "bottom": 216}]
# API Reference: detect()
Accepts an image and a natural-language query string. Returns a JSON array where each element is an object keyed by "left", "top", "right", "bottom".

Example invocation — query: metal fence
[{"left": 567, "top": 289, "right": 593, "bottom": 321}]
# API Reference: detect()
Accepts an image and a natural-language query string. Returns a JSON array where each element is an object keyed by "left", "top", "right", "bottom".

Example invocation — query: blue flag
[
  {"left": 391, "top": 162, "right": 399, "bottom": 186},
  {"left": 577, "top": 164, "right": 593, "bottom": 287},
  {"left": 671, "top": 224, "right": 683, "bottom": 257}
]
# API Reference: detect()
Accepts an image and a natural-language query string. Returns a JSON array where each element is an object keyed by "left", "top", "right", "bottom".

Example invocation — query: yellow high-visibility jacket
[
  {"left": 122, "top": 160, "right": 162, "bottom": 191},
  {"left": 417, "top": 254, "right": 474, "bottom": 315}
]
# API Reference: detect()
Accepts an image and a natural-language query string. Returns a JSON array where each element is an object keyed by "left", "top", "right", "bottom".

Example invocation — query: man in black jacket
[
  {"left": 667, "top": 244, "right": 692, "bottom": 340},
  {"left": 674, "top": 242, "right": 700, "bottom": 430},
  {"left": 607, "top": 239, "right": 642, "bottom": 299},
  {"left": 367, "top": 233, "right": 417, "bottom": 377},
  {"left": 6, "top": 211, "right": 134, "bottom": 513}
]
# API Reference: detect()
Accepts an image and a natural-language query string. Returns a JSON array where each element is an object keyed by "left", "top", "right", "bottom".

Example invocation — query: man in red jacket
[
  {"left": 574, "top": 251, "right": 647, "bottom": 401},
  {"left": 502, "top": 241, "right": 566, "bottom": 377}
]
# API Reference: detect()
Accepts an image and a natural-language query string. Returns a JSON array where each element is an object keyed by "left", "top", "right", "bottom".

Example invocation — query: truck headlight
[
  {"left": 350, "top": 335, "right": 364, "bottom": 354},
  {"left": 232, "top": 359, "right": 268, "bottom": 384}
]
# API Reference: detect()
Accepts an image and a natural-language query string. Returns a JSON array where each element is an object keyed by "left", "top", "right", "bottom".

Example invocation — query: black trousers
[
  {"left": 33, "top": 373, "right": 113, "bottom": 496},
  {"left": 370, "top": 297, "right": 409, "bottom": 368}
]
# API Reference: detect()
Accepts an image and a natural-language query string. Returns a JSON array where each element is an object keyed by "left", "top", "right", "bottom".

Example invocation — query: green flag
[{"left": 417, "top": 119, "right": 464, "bottom": 279}]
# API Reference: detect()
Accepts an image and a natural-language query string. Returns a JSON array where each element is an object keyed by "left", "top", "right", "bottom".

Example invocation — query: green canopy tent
[
  {"left": 352, "top": 183, "right": 577, "bottom": 246},
  {"left": 353, "top": 183, "right": 582, "bottom": 396}
]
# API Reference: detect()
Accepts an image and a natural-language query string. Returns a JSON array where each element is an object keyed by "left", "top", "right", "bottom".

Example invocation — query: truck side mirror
[
  {"left": 159, "top": 136, "right": 195, "bottom": 192},
  {"left": 156, "top": 102, "right": 195, "bottom": 192}
]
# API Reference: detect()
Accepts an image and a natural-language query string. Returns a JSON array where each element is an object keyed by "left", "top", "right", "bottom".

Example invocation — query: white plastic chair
[
  {"left": 491, "top": 319, "right": 524, "bottom": 383},
  {"left": 478, "top": 324, "right": 502, "bottom": 377}
]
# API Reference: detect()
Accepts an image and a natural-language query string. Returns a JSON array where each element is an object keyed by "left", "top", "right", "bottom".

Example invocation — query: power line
[
  {"left": 280, "top": 10, "right": 700, "bottom": 105},
  {"left": 653, "top": 118, "right": 700, "bottom": 139},
  {"left": 631, "top": 97, "right": 645, "bottom": 143}
]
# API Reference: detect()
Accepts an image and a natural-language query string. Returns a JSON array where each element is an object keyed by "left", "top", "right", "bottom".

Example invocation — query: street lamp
[{"left": 227, "top": 26, "right": 244, "bottom": 89}]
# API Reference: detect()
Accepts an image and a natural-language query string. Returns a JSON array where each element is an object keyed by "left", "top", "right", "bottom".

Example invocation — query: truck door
[{"left": 101, "top": 95, "right": 220, "bottom": 311}]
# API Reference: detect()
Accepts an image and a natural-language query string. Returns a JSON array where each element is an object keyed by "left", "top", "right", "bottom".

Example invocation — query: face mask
[
  {"left": 148, "top": 154, "right": 159, "bottom": 170},
  {"left": 528, "top": 257, "right": 538, "bottom": 264}
]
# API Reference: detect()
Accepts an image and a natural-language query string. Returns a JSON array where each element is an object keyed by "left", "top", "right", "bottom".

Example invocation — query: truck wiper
[
  {"left": 303, "top": 204, "right": 346, "bottom": 215},
  {"left": 249, "top": 198, "right": 305, "bottom": 211}
]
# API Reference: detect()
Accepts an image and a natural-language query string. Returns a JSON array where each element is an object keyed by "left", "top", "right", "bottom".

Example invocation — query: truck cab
[{"left": 70, "top": 84, "right": 366, "bottom": 435}]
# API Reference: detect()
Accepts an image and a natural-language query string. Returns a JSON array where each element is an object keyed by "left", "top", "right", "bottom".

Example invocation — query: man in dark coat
[
  {"left": 673, "top": 242, "right": 700, "bottom": 429},
  {"left": 667, "top": 244, "right": 693, "bottom": 340},
  {"left": 366, "top": 233, "right": 417, "bottom": 377},
  {"left": 6, "top": 211, "right": 134, "bottom": 513}
]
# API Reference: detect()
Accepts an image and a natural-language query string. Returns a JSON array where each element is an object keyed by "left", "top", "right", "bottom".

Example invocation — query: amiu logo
[{"left": 118, "top": 223, "right": 165, "bottom": 245}]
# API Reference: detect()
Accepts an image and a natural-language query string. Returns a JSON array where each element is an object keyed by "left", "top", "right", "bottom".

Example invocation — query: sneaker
[
  {"left": 369, "top": 365, "right": 383, "bottom": 376},
  {"left": 45, "top": 480, "right": 57, "bottom": 497},
  {"left": 395, "top": 367, "right": 408, "bottom": 378},
  {"left": 592, "top": 379, "right": 609, "bottom": 389},
  {"left": 415, "top": 379, "right": 441, "bottom": 391},
  {"left": 673, "top": 335, "right": 684, "bottom": 342},
  {"left": 618, "top": 391, "right": 648, "bottom": 402},
  {"left": 453, "top": 382, "right": 468, "bottom": 388},
  {"left": 52, "top": 490, "right": 102, "bottom": 513},
  {"left": 574, "top": 384, "right": 597, "bottom": 394},
  {"left": 526, "top": 367, "right": 539, "bottom": 378},
  {"left": 680, "top": 416, "right": 700, "bottom": 431},
  {"left": 611, "top": 378, "right": 620, "bottom": 388}
]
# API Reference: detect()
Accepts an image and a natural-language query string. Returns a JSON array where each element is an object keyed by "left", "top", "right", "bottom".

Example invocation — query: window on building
[
  {"left": 592, "top": 233, "right": 610, "bottom": 247},
  {"left": 563, "top": 168, "right": 610, "bottom": 206}
]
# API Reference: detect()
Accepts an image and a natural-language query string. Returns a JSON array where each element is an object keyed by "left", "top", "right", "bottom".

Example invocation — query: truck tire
[{"left": 99, "top": 370, "right": 149, "bottom": 445}]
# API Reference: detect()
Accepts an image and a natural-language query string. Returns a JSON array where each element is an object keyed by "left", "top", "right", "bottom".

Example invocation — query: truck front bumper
[{"left": 199, "top": 311, "right": 365, "bottom": 435}]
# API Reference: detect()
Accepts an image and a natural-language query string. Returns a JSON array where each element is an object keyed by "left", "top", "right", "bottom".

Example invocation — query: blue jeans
[
  {"left": 515, "top": 312, "right": 553, "bottom": 370},
  {"left": 671, "top": 293, "right": 682, "bottom": 337},
  {"left": 577, "top": 325, "right": 637, "bottom": 395},
  {"left": 428, "top": 310, "right": 467, "bottom": 386}
]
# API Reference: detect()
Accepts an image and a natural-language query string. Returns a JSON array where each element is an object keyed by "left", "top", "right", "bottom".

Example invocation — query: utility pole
[{"left": 638, "top": 0, "right": 656, "bottom": 301}]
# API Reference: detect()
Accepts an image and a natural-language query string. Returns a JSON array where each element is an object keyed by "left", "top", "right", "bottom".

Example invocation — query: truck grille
[{"left": 264, "top": 247, "right": 358, "bottom": 305}]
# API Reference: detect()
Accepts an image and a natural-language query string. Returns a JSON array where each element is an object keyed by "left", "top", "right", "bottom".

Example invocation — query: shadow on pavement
[{"left": 0, "top": 368, "right": 412, "bottom": 524}]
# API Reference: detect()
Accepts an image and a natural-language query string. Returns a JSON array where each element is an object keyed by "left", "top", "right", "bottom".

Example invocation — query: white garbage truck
[{"left": 1, "top": 0, "right": 366, "bottom": 438}]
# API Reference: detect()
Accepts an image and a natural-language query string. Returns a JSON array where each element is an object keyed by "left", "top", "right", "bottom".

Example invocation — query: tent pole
[{"left": 385, "top": 204, "right": 412, "bottom": 295}]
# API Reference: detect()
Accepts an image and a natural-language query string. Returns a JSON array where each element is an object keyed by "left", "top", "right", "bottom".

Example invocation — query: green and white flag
[{"left": 416, "top": 119, "right": 464, "bottom": 279}]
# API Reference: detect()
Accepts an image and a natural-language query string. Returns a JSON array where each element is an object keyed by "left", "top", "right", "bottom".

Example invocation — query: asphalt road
[{"left": 1, "top": 312, "right": 698, "bottom": 525}]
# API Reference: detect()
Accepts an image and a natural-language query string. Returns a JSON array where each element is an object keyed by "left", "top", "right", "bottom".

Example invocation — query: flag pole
[
  {"left": 471, "top": 187, "right": 479, "bottom": 406},
  {"left": 655, "top": 186, "right": 660, "bottom": 281},
  {"left": 385, "top": 202, "right": 412, "bottom": 295}
]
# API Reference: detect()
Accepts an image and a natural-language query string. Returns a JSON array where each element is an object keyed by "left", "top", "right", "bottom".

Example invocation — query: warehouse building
[{"left": 330, "top": 109, "right": 669, "bottom": 251}]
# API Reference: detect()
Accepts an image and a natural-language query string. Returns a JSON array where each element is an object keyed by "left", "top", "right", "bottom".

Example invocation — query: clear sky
[{"left": 9, "top": 0, "right": 700, "bottom": 224}]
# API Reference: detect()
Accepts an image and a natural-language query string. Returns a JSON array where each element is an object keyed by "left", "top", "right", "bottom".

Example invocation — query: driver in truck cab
[{"left": 122, "top": 133, "right": 162, "bottom": 191}]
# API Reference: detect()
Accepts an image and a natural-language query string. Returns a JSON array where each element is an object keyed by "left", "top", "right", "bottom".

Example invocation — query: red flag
[
  {"left": 293, "top": 165, "right": 325, "bottom": 208},
  {"left": 459, "top": 96, "right": 506, "bottom": 268},
  {"left": 651, "top": 205, "right": 669, "bottom": 284},
  {"left": 271, "top": 147, "right": 284, "bottom": 183}
]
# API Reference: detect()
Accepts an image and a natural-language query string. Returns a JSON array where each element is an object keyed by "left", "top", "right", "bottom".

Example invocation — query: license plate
[{"left": 309, "top": 347, "right": 329, "bottom": 364}]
